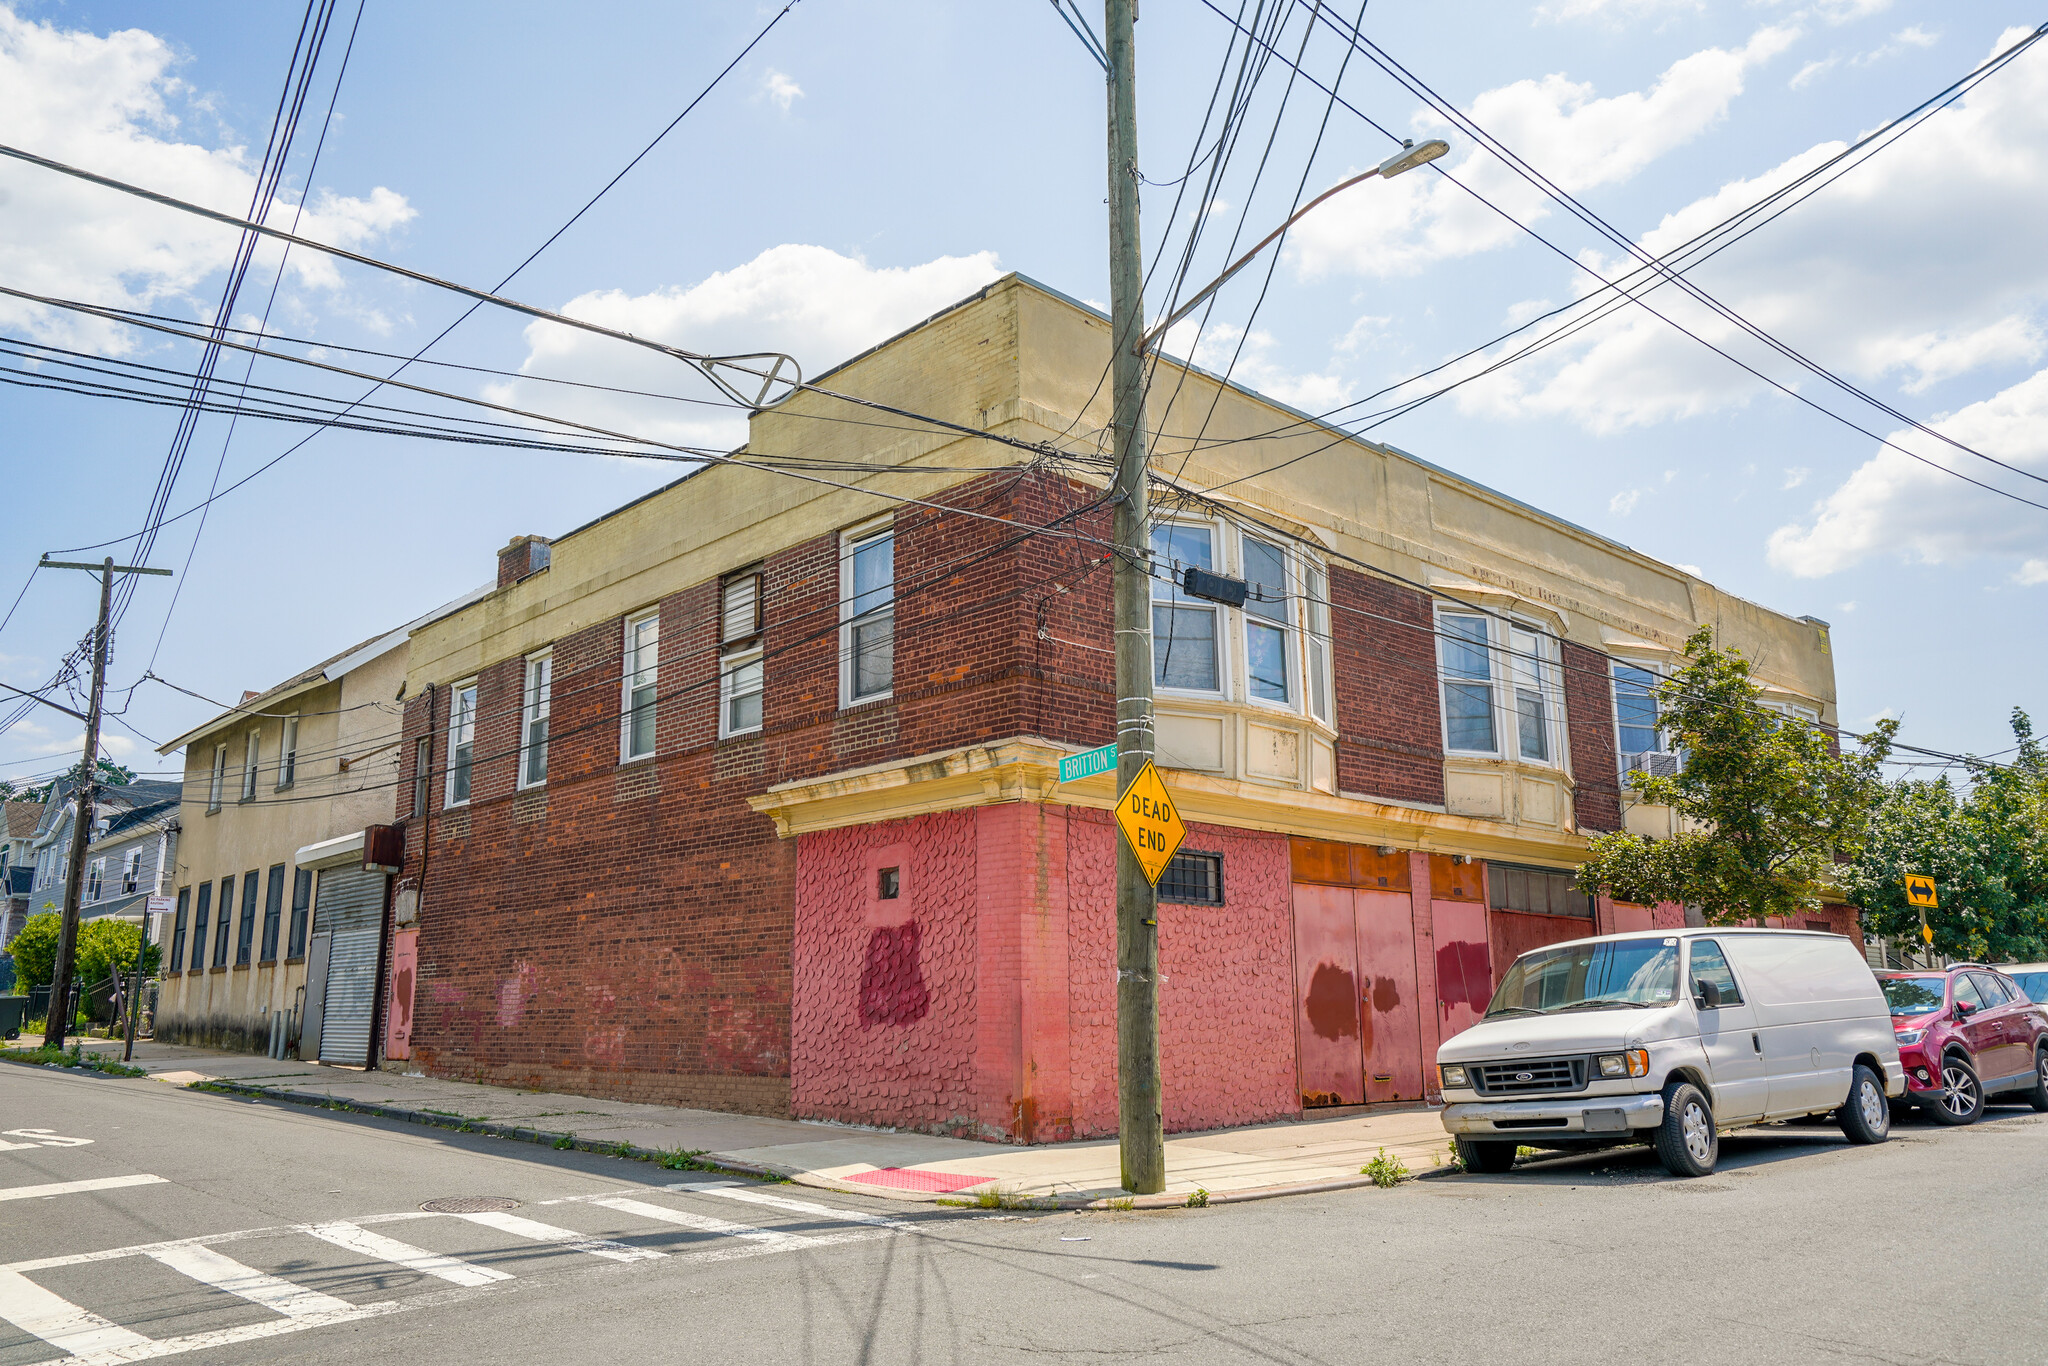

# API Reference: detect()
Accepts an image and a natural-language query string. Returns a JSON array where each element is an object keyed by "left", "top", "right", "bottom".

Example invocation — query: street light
[{"left": 1136, "top": 137, "right": 1449, "bottom": 355}]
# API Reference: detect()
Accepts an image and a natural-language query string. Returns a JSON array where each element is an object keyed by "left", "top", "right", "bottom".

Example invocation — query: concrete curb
[
  {"left": 179, "top": 1075, "right": 1459, "bottom": 1211},
  {"left": 0, "top": 1051, "right": 147, "bottom": 1079},
  {"left": 185, "top": 1078, "right": 786, "bottom": 1186}
]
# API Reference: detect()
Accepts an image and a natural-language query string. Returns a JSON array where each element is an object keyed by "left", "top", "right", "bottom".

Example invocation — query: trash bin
[{"left": 0, "top": 996, "right": 26, "bottom": 1040}]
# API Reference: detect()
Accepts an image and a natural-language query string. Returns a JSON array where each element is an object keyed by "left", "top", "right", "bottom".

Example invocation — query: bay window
[
  {"left": 1437, "top": 611, "right": 1564, "bottom": 764},
  {"left": 1150, "top": 522, "right": 1221, "bottom": 692},
  {"left": 1438, "top": 614, "right": 1497, "bottom": 753},
  {"left": 1241, "top": 536, "right": 1292, "bottom": 704}
]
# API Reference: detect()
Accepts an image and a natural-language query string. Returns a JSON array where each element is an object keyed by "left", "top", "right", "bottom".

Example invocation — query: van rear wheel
[
  {"left": 1453, "top": 1138, "right": 1517, "bottom": 1174},
  {"left": 1654, "top": 1081, "right": 1717, "bottom": 1177},
  {"left": 1837, "top": 1064, "right": 1890, "bottom": 1145}
]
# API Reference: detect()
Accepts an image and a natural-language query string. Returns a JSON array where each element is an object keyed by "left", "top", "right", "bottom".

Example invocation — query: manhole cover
[{"left": 419, "top": 1196, "right": 520, "bottom": 1214}]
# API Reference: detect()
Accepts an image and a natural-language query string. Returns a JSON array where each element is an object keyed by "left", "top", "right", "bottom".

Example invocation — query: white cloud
[
  {"left": 0, "top": 5, "right": 413, "bottom": 354},
  {"left": 1790, "top": 57, "right": 1837, "bottom": 89},
  {"left": 1782, "top": 466, "right": 1809, "bottom": 489},
  {"left": 761, "top": 68, "right": 803, "bottom": 113},
  {"left": 1767, "top": 365, "right": 2048, "bottom": 576},
  {"left": 1854, "top": 24, "right": 1940, "bottom": 66},
  {"left": 486, "top": 244, "right": 1004, "bottom": 452},
  {"left": 2017, "top": 560, "right": 2048, "bottom": 586},
  {"left": 1610, "top": 488, "right": 1644, "bottom": 515},
  {"left": 1287, "top": 25, "right": 1797, "bottom": 279},
  {"left": 1837, "top": 600, "right": 1857, "bottom": 612},
  {"left": 1162, "top": 318, "right": 1355, "bottom": 414},
  {"left": 1772, "top": 0, "right": 1892, "bottom": 25},
  {"left": 1449, "top": 29, "right": 2048, "bottom": 435},
  {"left": 1673, "top": 562, "right": 1705, "bottom": 577}
]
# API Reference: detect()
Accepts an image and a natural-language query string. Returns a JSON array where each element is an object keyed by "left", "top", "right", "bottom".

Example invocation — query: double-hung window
[
  {"left": 412, "top": 737, "right": 431, "bottom": 818},
  {"left": 521, "top": 653, "right": 551, "bottom": 787},
  {"left": 622, "top": 611, "right": 659, "bottom": 759},
  {"left": 1241, "top": 536, "right": 1293, "bottom": 704},
  {"left": 241, "top": 731, "right": 260, "bottom": 801},
  {"left": 189, "top": 883, "right": 211, "bottom": 971},
  {"left": 236, "top": 870, "right": 259, "bottom": 966},
  {"left": 86, "top": 857, "right": 104, "bottom": 903},
  {"left": 1508, "top": 625, "right": 1555, "bottom": 762},
  {"left": 1303, "top": 561, "right": 1332, "bottom": 726},
  {"left": 208, "top": 744, "right": 227, "bottom": 812},
  {"left": 720, "top": 570, "right": 764, "bottom": 737},
  {"left": 1613, "top": 664, "right": 1662, "bottom": 758},
  {"left": 171, "top": 888, "right": 190, "bottom": 972},
  {"left": 123, "top": 849, "right": 141, "bottom": 894},
  {"left": 288, "top": 867, "right": 313, "bottom": 958},
  {"left": 446, "top": 680, "right": 477, "bottom": 805},
  {"left": 1150, "top": 523, "right": 1221, "bottom": 692},
  {"left": 278, "top": 713, "right": 299, "bottom": 788},
  {"left": 842, "top": 527, "right": 894, "bottom": 705},
  {"left": 212, "top": 876, "right": 234, "bottom": 967},
  {"left": 260, "top": 863, "right": 285, "bottom": 962},
  {"left": 1438, "top": 614, "right": 1497, "bottom": 753}
]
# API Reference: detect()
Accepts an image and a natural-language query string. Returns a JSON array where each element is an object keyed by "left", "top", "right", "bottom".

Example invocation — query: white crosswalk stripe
[
  {"left": 302, "top": 1221, "right": 513, "bottom": 1287},
  {"left": 144, "top": 1242, "right": 356, "bottom": 1318},
  {"left": 448, "top": 1209, "right": 666, "bottom": 1263},
  {"left": 0, "top": 1182, "right": 903, "bottom": 1364},
  {"left": 0, "top": 1175, "right": 168, "bottom": 1203}
]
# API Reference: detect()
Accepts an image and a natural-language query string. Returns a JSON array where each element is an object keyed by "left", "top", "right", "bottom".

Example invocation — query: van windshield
[
  {"left": 1486, "top": 940, "right": 1680, "bottom": 1017},
  {"left": 1881, "top": 976, "right": 1948, "bottom": 1016}
]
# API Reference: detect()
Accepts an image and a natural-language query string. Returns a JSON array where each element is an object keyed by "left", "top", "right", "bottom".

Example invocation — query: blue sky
[{"left": 2, "top": 0, "right": 2044, "bottom": 784}]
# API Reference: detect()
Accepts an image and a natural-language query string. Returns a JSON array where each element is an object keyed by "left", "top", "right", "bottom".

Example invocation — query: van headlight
[
  {"left": 1597, "top": 1050, "right": 1651, "bottom": 1078},
  {"left": 1438, "top": 1063, "right": 1469, "bottom": 1089}
]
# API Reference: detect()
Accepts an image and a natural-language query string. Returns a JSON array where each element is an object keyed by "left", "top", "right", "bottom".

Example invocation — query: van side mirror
[{"left": 1694, "top": 979, "right": 1721, "bottom": 1009}]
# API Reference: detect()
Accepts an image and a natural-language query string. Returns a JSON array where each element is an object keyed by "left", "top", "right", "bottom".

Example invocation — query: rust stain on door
[
  {"left": 1354, "top": 889, "right": 1423, "bottom": 1101},
  {"left": 1292, "top": 883, "right": 1363, "bottom": 1107}
]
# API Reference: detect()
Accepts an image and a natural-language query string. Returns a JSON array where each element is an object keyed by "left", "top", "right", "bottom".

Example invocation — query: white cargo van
[{"left": 1436, "top": 928, "right": 1904, "bottom": 1177}]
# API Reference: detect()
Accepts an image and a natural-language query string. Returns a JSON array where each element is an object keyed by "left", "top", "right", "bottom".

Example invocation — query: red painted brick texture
[
  {"left": 788, "top": 805, "right": 1296, "bottom": 1141},
  {"left": 1563, "top": 641, "right": 1623, "bottom": 832},
  {"left": 1329, "top": 568, "right": 1445, "bottom": 805}
]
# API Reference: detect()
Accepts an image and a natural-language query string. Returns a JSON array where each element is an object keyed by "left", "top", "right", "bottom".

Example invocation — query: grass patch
[
  {"left": 1106, "top": 1197, "right": 1135, "bottom": 1212},
  {"left": 5, "top": 1043, "right": 146, "bottom": 1078},
  {"left": 1362, "top": 1147, "right": 1409, "bottom": 1188},
  {"left": 552, "top": 1134, "right": 576, "bottom": 1150},
  {"left": 1185, "top": 1187, "right": 1210, "bottom": 1208}
]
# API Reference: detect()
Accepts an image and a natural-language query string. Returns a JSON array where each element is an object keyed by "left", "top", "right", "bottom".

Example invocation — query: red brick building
[{"left": 389, "top": 276, "right": 1852, "bottom": 1139}]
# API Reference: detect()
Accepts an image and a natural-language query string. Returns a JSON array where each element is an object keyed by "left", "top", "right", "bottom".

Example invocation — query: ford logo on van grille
[{"left": 1515, "top": 1071, "right": 1533, "bottom": 1082}]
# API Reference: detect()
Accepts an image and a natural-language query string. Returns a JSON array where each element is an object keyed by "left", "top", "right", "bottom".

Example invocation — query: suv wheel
[
  {"left": 2025, "top": 1046, "right": 2048, "bottom": 1114},
  {"left": 1453, "top": 1137, "right": 1517, "bottom": 1174},
  {"left": 1654, "top": 1081, "right": 1717, "bottom": 1177},
  {"left": 1837, "top": 1064, "right": 1891, "bottom": 1145},
  {"left": 1922, "top": 1054, "right": 1984, "bottom": 1125}
]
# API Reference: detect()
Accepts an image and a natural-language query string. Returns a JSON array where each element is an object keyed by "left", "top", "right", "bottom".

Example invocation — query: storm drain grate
[{"left": 419, "top": 1196, "right": 521, "bottom": 1214}]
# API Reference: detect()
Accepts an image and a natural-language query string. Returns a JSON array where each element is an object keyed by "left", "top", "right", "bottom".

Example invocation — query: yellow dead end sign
[{"left": 1116, "top": 760, "right": 1187, "bottom": 886}]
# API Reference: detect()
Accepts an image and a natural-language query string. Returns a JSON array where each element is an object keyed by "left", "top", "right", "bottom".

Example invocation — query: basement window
[{"left": 1159, "top": 851, "right": 1224, "bottom": 906}]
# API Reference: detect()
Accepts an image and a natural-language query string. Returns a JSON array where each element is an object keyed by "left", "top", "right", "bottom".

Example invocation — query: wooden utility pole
[
  {"left": 1104, "top": 0, "right": 1164, "bottom": 1195},
  {"left": 39, "top": 556, "right": 170, "bottom": 1051}
]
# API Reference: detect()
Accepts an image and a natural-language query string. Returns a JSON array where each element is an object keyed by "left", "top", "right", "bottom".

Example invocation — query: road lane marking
[
  {"left": 0, "top": 1174, "right": 167, "bottom": 1203},
  {"left": 302, "top": 1221, "right": 513, "bottom": 1287},
  {"left": 589, "top": 1196, "right": 817, "bottom": 1251},
  {"left": 449, "top": 1210, "right": 665, "bottom": 1263},
  {"left": 687, "top": 1182, "right": 919, "bottom": 1230},
  {"left": 144, "top": 1243, "right": 355, "bottom": 1319},
  {"left": 0, "top": 1268, "right": 153, "bottom": 1357},
  {"left": 42, "top": 1301, "right": 400, "bottom": 1366}
]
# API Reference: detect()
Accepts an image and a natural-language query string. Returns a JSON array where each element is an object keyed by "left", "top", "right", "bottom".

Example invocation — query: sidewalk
[{"left": 9, "top": 1039, "right": 1455, "bottom": 1208}]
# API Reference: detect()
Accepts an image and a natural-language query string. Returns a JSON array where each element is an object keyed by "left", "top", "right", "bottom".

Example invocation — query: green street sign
[{"left": 1058, "top": 742, "right": 1118, "bottom": 784}]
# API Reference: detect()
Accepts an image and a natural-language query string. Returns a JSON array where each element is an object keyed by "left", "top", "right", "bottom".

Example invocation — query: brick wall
[
  {"left": 1562, "top": 641, "right": 1623, "bottom": 833},
  {"left": 1330, "top": 567, "right": 1445, "bottom": 805}
]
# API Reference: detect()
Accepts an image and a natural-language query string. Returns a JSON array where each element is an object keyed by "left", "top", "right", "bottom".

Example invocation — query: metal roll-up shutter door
[{"left": 314, "top": 866, "right": 385, "bottom": 1065}]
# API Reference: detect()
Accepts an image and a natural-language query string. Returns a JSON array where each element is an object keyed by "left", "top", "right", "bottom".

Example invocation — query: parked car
[
  {"left": 1878, "top": 965, "right": 2048, "bottom": 1124},
  {"left": 1437, "top": 929, "right": 1903, "bottom": 1178},
  {"left": 1998, "top": 962, "right": 2048, "bottom": 1005}
]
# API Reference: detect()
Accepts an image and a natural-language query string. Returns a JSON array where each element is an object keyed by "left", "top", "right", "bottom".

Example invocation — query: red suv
[{"left": 1878, "top": 966, "right": 2048, "bottom": 1124}]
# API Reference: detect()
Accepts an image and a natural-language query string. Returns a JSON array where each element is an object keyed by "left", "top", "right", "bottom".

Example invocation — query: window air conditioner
[{"left": 1622, "top": 751, "right": 1682, "bottom": 779}]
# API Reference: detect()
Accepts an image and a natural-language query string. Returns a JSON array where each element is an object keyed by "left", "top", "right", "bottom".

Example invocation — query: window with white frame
[
  {"left": 240, "top": 731, "right": 260, "bottom": 801},
  {"left": 208, "top": 744, "right": 227, "bottom": 812},
  {"left": 86, "top": 857, "right": 104, "bottom": 902},
  {"left": 521, "top": 653, "right": 551, "bottom": 788},
  {"left": 1241, "top": 536, "right": 1293, "bottom": 705},
  {"left": 1436, "top": 611, "right": 1564, "bottom": 763},
  {"left": 721, "top": 571, "right": 765, "bottom": 738},
  {"left": 1150, "top": 522, "right": 1222, "bottom": 692},
  {"left": 1612, "top": 661, "right": 1681, "bottom": 780},
  {"left": 446, "top": 679, "right": 477, "bottom": 805},
  {"left": 1303, "top": 561, "right": 1332, "bottom": 726},
  {"left": 123, "top": 848, "right": 141, "bottom": 894},
  {"left": 1437, "top": 614, "right": 1497, "bottom": 753},
  {"left": 841, "top": 526, "right": 894, "bottom": 705},
  {"left": 278, "top": 713, "right": 299, "bottom": 788},
  {"left": 622, "top": 611, "right": 659, "bottom": 759}
]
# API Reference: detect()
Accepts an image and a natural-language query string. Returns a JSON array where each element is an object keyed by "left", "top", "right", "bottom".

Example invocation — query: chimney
[{"left": 498, "top": 534, "right": 552, "bottom": 588}]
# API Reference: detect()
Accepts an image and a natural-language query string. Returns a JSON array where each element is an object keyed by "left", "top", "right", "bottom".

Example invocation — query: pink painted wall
[{"left": 789, "top": 803, "right": 1298, "bottom": 1143}]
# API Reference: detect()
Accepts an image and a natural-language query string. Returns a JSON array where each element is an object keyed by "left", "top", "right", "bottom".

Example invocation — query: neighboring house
[
  {"left": 154, "top": 589, "right": 485, "bottom": 1057},
  {"left": 23, "top": 779, "right": 183, "bottom": 927},
  {"left": 391, "top": 274, "right": 1848, "bottom": 1140},
  {"left": 4, "top": 799, "right": 40, "bottom": 946}
]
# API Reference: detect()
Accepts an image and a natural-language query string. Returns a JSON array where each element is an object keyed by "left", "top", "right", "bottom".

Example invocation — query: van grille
[{"left": 1472, "top": 1057, "right": 1587, "bottom": 1096}]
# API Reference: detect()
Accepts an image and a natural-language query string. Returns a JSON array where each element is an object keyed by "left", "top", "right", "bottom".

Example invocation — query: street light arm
[{"left": 1135, "top": 137, "right": 1449, "bottom": 356}]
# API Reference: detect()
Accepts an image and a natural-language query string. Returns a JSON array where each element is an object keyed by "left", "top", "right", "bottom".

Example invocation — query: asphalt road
[{"left": 2, "top": 1064, "right": 2042, "bottom": 1365}]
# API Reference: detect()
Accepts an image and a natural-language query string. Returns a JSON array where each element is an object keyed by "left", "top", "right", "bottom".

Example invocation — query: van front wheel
[
  {"left": 1654, "top": 1081, "right": 1717, "bottom": 1177},
  {"left": 1837, "top": 1064, "right": 1890, "bottom": 1145},
  {"left": 1453, "top": 1138, "right": 1518, "bottom": 1174}
]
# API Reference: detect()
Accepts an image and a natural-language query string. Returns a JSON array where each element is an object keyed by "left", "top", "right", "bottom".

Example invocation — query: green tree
[
  {"left": 14, "top": 757, "right": 138, "bottom": 806},
  {"left": 74, "top": 918, "right": 160, "bottom": 988},
  {"left": 1847, "top": 709, "right": 2048, "bottom": 961},
  {"left": 1577, "top": 627, "right": 1898, "bottom": 923},
  {"left": 4, "top": 912, "right": 62, "bottom": 989}
]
